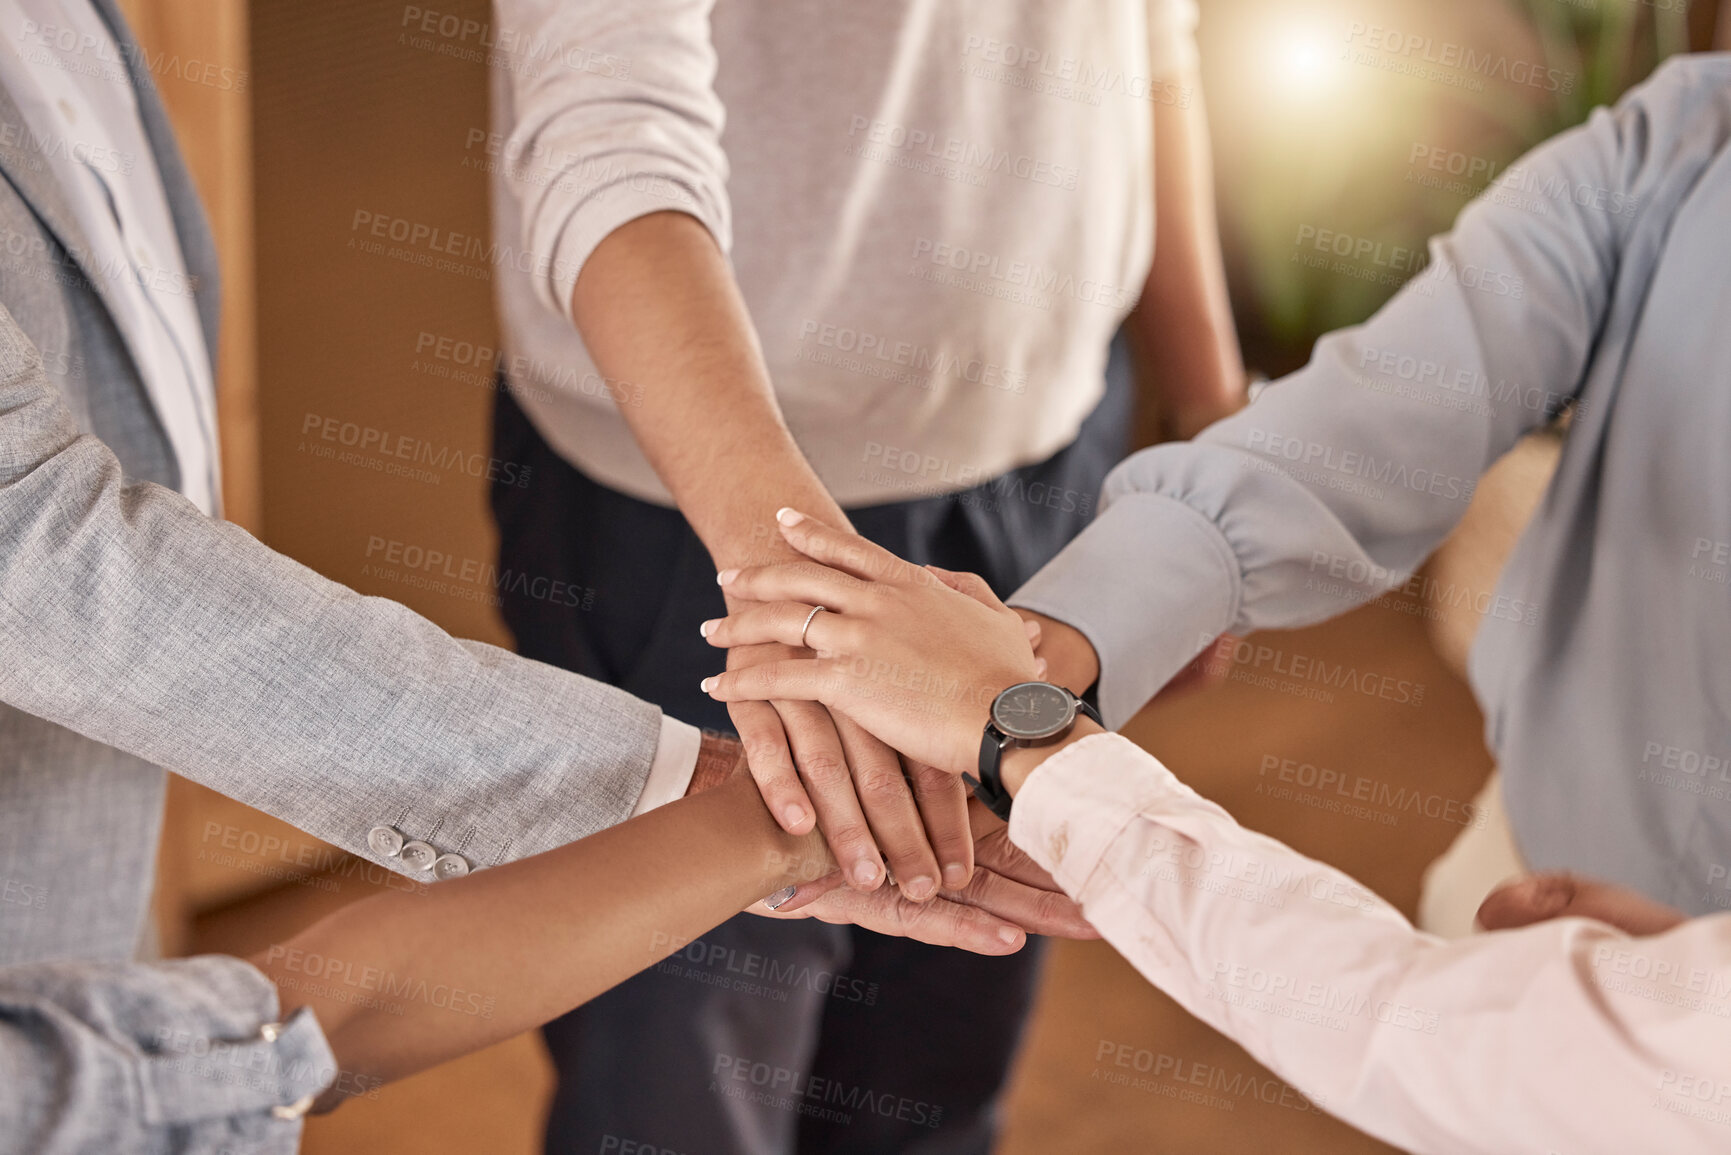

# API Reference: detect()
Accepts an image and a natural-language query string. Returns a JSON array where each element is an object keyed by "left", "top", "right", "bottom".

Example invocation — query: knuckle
[
  {"left": 797, "top": 752, "right": 849, "bottom": 785},
  {"left": 912, "top": 763, "right": 953, "bottom": 792},
  {"left": 855, "top": 764, "right": 910, "bottom": 799}
]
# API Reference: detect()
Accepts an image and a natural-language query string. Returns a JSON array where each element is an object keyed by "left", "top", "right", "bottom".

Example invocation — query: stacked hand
[
  {"left": 695, "top": 509, "right": 1104, "bottom": 945},
  {"left": 702, "top": 509, "right": 1043, "bottom": 776}
]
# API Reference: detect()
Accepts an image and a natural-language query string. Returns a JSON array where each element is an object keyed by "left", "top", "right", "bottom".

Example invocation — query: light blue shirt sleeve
[
  {"left": 0, "top": 956, "right": 336, "bottom": 1154},
  {"left": 1014, "top": 56, "right": 1717, "bottom": 729}
]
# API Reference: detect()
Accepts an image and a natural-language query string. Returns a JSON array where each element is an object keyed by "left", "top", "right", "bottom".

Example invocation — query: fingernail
[
  {"left": 1024, "top": 619, "right": 1041, "bottom": 639},
  {"left": 904, "top": 875, "right": 936, "bottom": 901},
  {"left": 716, "top": 569, "right": 738, "bottom": 585},
  {"left": 997, "top": 927, "right": 1022, "bottom": 946},
  {"left": 853, "top": 859, "right": 881, "bottom": 887},
  {"left": 765, "top": 886, "right": 798, "bottom": 910},
  {"left": 776, "top": 508, "right": 805, "bottom": 526},
  {"left": 699, "top": 619, "right": 718, "bottom": 638},
  {"left": 1034, "top": 658, "right": 1049, "bottom": 678},
  {"left": 941, "top": 863, "right": 968, "bottom": 889},
  {"left": 699, "top": 676, "right": 717, "bottom": 693},
  {"left": 781, "top": 803, "right": 809, "bottom": 829}
]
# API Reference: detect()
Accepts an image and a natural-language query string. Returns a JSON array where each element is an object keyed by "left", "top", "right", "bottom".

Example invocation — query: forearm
[
  {"left": 0, "top": 310, "right": 662, "bottom": 869},
  {"left": 572, "top": 211, "right": 848, "bottom": 569},
  {"left": 1002, "top": 733, "right": 1725, "bottom": 1154},
  {"left": 256, "top": 771, "right": 828, "bottom": 1105},
  {"left": 1130, "top": 91, "right": 1244, "bottom": 442}
]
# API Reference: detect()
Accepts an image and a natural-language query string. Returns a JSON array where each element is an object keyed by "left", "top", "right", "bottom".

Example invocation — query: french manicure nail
[
  {"left": 765, "top": 885, "right": 798, "bottom": 910},
  {"left": 776, "top": 508, "right": 805, "bottom": 526},
  {"left": 941, "top": 863, "right": 968, "bottom": 889},
  {"left": 699, "top": 676, "right": 717, "bottom": 693},
  {"left": 781, "top": 803, "right": 809, "bottom": 829},
  {"left": 699, "top": 619, "right": 717, "bottom": 638},
  {"left": 716, "top": 569, "right": 739, "bottom": 585},
  {"left": 904, "top": 875, "right": 936, "bottom": 901}
]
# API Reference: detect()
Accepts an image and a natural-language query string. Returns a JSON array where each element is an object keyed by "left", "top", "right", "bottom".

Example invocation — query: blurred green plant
[{"left": 1227, "top": 0, "right": 1693, "bottom": 368}]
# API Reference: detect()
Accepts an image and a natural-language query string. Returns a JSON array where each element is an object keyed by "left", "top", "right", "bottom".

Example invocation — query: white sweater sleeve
[{"left": 493, "top": 0, "right": 732, "bottom": 315}]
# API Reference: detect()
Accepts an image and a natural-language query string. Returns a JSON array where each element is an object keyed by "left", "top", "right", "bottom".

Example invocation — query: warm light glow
[{"left": 1273, "top": 31, "right": 1339, "bottom": 98}]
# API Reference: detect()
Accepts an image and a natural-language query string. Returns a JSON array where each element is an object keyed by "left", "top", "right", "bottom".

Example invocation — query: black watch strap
[{"left": 965, "top": 692, "right": 1101, "bottom": 822}]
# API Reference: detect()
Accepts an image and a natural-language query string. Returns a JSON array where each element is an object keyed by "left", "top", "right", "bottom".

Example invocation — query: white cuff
[{"left": 631, "top": 715, "right": 703, "bottom": 816}]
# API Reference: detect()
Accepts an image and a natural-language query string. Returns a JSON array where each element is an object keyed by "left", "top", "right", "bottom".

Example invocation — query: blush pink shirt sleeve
[{"left": 1007, "top": 732, "right": 1731, "bottom": 1154}]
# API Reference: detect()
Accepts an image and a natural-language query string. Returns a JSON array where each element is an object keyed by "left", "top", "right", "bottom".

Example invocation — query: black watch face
[{"left": 992, "top": 682, "right": 1076, "bottom": 741}]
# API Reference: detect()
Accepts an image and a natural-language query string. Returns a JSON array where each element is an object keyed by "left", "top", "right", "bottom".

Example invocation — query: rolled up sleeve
[
  {"left": 1146, "top": 0, "right": 1199, "bottom": 81},
  {"left": 0, "top": 956, "right": 336, "bottom": 1155},
  {"left": 496, "top": 0, "right": 731, "bottom": 315}
]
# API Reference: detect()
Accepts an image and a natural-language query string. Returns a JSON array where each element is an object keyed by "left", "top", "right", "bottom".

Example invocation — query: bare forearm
[
  {"left": 572, "top": 211, "right": 848, "bottom": 568},
  {"left": 1131, "top": 91, "right": 1244, "bottom": 442},
  {"left": 254, "top": 771, "right": 827, "bottom": 1104}
]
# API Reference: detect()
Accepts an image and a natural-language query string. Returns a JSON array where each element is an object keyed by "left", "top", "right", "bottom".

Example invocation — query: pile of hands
[
  {"left": 695, "top": 507, "right": 1101, "bottom": 954},
  {"left": 695, "top": 508, "right": 1690, "bottom": 949}
]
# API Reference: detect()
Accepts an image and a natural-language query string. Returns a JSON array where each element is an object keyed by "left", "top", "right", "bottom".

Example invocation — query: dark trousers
[{"left": 490, "top": 352, "right": 1131, "bottom": 1155}]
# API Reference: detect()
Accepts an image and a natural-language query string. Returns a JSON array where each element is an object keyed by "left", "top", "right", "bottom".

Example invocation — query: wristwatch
[{"left": 964, "top": 681, "right": 1101, "bottom": 821}]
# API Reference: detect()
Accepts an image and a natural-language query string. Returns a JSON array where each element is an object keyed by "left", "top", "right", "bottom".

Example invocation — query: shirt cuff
[
  {"left": 631, "top": 715, "right": 703, "bottom": 816},
  {"left": 1007, "top": 731, "right": 1181, "bottom": 895},
  {"left": 1011, "top": 491, "right": 1239, "bottom": 729},
  {"left": 544, "top": 178, "right": 728, "bottom": 319}
]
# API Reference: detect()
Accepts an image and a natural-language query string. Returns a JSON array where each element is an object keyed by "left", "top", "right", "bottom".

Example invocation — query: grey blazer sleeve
[
  {"left": 1014, "top": 56, "right": 1722, "bottom": 728},
  {"left": 0, "top": 304, "right": 664, "bottom": 872},
  {"left": 0, "top": 955, "right": 334, "bottom": 1155}
]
